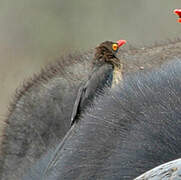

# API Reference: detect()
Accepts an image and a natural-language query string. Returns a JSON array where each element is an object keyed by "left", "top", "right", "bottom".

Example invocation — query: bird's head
[
  {"left": 98, "top": 40, "right": 126, "bottom": 55},
  {"left": 94, "top": 39, "right": 126, "bottom": 66}
]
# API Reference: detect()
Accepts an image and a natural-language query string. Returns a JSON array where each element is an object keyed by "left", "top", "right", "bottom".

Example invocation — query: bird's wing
[
  {"left": 70, "top": 64, "right": 113, "bottom": 126},
  {"left": 70, "top": 84, "right": 86, "bottom": 125}
]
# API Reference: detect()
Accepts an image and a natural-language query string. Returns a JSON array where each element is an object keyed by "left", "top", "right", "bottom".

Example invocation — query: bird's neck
[
  {"left": 91, "top": 57, "right": 123, "bottom": 88},
  {"left": 112, "top": 64, "right": 123, "bottom": 88}
]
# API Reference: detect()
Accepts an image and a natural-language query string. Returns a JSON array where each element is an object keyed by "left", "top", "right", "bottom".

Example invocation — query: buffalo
[
  {"left": 23, "top": 59, "right": 181, "bottom": 179},
  {"left": 1, "top": 40, "right": 181, "bottom": 179}
]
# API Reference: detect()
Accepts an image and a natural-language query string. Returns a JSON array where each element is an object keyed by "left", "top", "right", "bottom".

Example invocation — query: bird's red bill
[
  {"left": 117, "top": 39, "right": 127, "bottom": 47},
  {"left": 174, "top": 9, "right": 181, "bottom": 23}
]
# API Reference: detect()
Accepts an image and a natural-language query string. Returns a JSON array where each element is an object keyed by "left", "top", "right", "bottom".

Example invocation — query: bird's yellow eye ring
[{"left": 112, "top": 44, "right": 118, "bottom": 51}]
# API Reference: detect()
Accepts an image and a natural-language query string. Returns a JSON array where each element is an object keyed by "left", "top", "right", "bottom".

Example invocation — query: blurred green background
[{"left": 0, "top": 0, "right": 181, "bottom": 123}]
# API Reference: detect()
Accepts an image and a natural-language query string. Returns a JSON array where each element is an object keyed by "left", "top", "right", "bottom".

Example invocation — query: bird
[
  {"left": 70, "top": 39, "right": 127, "bottom": 126},
  {"left": 174, "top": 9, "right": 181, "bottom": 23}
]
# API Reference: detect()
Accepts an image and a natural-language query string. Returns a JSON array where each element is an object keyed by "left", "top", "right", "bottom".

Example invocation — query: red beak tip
[
  {"left": 117, "top": 39, "right": 127, "bottom": 47},
  {"left": 178, "top": 18, "right": 181, "bottom": 23},
  {"left": 174, "top": 9, "right": 179, "bottom": 14},
  {"left": 174, "top": 9, "right": 181, "bottom": 16}
]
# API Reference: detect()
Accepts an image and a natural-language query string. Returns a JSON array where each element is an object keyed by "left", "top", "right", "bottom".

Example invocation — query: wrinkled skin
[
  {"left": 1, "top": 40, "right": 181, "bottom": 179},
  {"left": 23, "top": 60, "right": 181, "bottom": 179}
]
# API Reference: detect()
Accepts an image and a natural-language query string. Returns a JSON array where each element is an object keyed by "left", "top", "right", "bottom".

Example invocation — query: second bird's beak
[
  {"left": 117, "top": 39, "right": 127, "bottom": 48},
  {"left": 174, "top": 9, "right": 181, "bottom": 23}
]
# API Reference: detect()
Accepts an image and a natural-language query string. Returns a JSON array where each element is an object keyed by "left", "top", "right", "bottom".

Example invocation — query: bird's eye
[{"left": 112, "top": 44, "right": 118, "bottom": 51}]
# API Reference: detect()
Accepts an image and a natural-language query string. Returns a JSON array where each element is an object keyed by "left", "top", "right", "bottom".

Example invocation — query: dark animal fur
[
  {"left": 1, "top": 39, "right": 181, "bottom": 179},
  {"left": 24, "top": 59, "right": 181, "bottom": 179}
]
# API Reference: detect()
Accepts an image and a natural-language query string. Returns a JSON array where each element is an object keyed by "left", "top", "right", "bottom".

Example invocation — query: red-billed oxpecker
[
  {"left": 70, "top": 39, "right": 126, "bottom": 126},
  {"left": 174, "top": 9, "right": 181, "bottom": 23}
]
